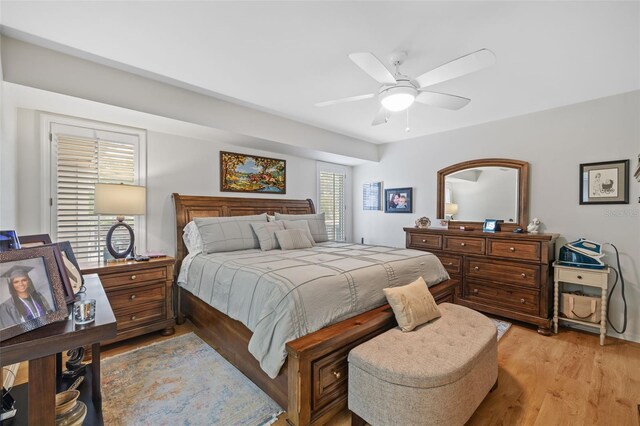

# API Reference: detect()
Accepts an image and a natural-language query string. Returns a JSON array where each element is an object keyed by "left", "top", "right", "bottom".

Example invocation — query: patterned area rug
[
  {"left": 492, "top": 318, "right": 512, "bottom": 340},
  {"left": 101, "top": 333, "right": 283, "bottom": 426}
]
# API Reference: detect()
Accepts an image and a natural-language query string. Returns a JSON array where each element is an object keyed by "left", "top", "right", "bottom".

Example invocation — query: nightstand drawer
[
  {"left": 557, "top": 268, "right": 607, "bottom": 286},
  {"left": 100, "top": 268, "right": 167, "bottom": 289},
  {"left": 115, "top": 302, "right": 165, "bottom": 331},
  {"left": 487, "top": 239, "right": 541, "bottom": 261},
  {"left": 408, "top": 233, "right": 442, "bottom": 250},
  {"left": 108, "top": 282, "right": 165, "bottom": 311},
  {"left": 443, "top": 236, "right": 485, "bottom": 255}
]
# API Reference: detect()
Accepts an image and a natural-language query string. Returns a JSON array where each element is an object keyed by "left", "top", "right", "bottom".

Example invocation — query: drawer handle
[
  {"left": 130, "top": 294, "right": 137, "bottom": 300},
  {"left": 509, "top": 247, "right": 516, "bottom": 252},
  {"left": 460, "top": 242, "right": 466, "bottom": 247},
  {"left": 447, "top": 262, "right": 454, "bottom": 266},
  {"left": 474, "top": 266, "right": 480, "bottom": 271},
  {"left": 332, "top": 371, "right": 342, "bottom": 379},
  {"left": 577, "top": 275, "right": 583, "bottom": 280},
  {"left": 473, "top": 288, "right": 478, "bottom": 293},
  {"left": 520, "top": 298, "right": 525, "bottom": 304},
  {"left": 130, "top": 275, "right": 137, "bottom": 280},
  {"left": 422, "top": 239, "right": 427, "bottom": 243},
  {"left": 130, "top": 315, "right": 137, "bottom": 320},
  {"left": 521, "top": 273, "right": 526, "bottom": 278}
]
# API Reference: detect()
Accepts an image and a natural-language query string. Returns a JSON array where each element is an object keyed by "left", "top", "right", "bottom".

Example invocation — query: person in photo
[{"left": 0, "top": 265, "right": 53, "bottom": 329}]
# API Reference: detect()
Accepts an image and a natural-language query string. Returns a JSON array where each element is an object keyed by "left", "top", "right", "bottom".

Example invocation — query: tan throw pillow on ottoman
[{"left": 383, "top": 277, "right": 441, "bottom": 332}]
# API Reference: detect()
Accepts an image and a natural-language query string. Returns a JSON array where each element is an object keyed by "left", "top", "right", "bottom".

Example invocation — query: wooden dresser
[
  {"left": 405, "top": 228, "right": 558, "bottom": 334},
  {"left": 81, "top": 257, "right": 176, "bottom": 344}
]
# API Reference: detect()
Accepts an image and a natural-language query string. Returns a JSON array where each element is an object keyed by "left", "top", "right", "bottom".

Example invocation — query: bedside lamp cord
[{"left": 606, "top": 243, "right": 627, "bottom": 334}]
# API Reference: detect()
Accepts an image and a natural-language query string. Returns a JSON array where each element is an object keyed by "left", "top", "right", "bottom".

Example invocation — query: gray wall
[{"left": 353, "top": 91, "right": 640, "bottom": 342}]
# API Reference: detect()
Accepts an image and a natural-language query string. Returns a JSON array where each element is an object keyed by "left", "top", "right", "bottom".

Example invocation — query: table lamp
[
  {"left": 94, "top": 183, "right": 145, "bottom": 260},
  {"left": 445, "top": 202, "right": 459, "bottom": 220}
]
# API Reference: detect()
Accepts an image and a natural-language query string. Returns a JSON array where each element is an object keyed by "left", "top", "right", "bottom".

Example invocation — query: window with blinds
[
  {"left": 318, "top": 165, "right": 347, "bottom": 241},
  {"left": 50, "top": 121, "right": 144, "bottom": 262}
]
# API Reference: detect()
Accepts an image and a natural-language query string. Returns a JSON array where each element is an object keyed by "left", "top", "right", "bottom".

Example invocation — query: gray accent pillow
[
  {"left": 281, "top": 220, "right": 315, "bottom": 246},
  {"left": 194, "top": 213, "right": 267, "bottom": 253},
  {"left": 274, "top": 212, "right": 328, "bottom": 243},
  {"left": 250, "top": 221, "right": 285, "bottom": 251},
  {"left": 275, "top": 229, "right": 314, "bottom": 250}
]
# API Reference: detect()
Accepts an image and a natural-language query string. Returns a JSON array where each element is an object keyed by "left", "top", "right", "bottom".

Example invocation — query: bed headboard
[{"left": 172, "top": 193, "right": 315, "bottom": 273}]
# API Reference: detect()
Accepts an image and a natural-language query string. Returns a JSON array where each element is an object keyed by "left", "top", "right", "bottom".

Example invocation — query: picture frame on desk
[{"left": 0, "top": 245, "right": 70, "bottom": 342}]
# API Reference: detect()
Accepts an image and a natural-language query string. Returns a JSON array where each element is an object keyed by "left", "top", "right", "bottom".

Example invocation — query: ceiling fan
[{"left": 315, "top": 49, "right": 496, "bottom": 126}]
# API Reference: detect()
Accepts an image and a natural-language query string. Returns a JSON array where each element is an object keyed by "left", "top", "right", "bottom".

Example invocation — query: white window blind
[
  {"left": 49, "top": 120, "right": 144, "bottom": 262},
  {"left": 318, "top": 166, "right": 347, "bottom": 241}
]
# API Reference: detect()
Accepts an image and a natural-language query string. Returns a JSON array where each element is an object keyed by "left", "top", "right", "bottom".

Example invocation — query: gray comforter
[{"left": 178, "top": 242, "right": 449, "bottom": 378}]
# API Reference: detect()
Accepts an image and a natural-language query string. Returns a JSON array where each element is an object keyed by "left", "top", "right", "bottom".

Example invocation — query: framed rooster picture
[{"left": 220, "top": 151, "right": 286, "bottom": 194}]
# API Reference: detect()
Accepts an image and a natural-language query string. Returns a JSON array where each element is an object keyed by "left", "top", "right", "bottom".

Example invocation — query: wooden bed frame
[{"left": 172, "top": 194, "right": 460, "bottom": 425}]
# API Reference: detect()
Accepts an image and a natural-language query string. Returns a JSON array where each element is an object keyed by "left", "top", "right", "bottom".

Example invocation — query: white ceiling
[{"left": 1, "top": 1, "right": 638, "bottom": 144}]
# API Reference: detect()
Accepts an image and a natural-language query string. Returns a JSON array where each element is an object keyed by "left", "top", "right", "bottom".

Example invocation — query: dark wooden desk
[{"left": 0, "top": 274, "right": 116, "bottom": 425}]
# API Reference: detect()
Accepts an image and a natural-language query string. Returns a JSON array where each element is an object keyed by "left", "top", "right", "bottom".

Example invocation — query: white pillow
[
  {"left": 275, "top": 212, "right": 328, "bottom": 243},
  {"left": 275, "top": 229, "right": 314, "bottom": 250},
  {"left": 250, "top": 221, "right": 285, "bottom": 251},
  {"left": 194, "top": 213, "right": 268, "bottom": 253},
  {"left": 183, "top": 221, "right": 203, "bottom": 253},
  {"left": 281, "top": 220, "right": 315, "bottom": 246}
]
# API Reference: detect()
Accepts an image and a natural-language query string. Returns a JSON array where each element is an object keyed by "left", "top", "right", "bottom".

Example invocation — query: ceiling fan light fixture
[{"left": 380, "top": 86, "right": 417, "bottom": 112}]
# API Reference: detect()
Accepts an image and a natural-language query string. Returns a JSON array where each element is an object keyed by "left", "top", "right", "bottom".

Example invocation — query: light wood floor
[{"left": 12, "top": 321, "right": 640, "bottom": 425}]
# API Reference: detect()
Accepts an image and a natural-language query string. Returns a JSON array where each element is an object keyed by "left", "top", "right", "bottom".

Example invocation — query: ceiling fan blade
[
  {"left": 349, "top": 52, "right": 397, "bottom": 85},
  {"left": 372, "top": 107, "right": 391, "bottom": 126},
  {"left": 415, "top": 49, "right": 496, "bottom": 88},
  {"left": 416, "top": 91, "right": 471, "bottom": 110},
  {"left": 315, "top": 93, "right": 375, "bottom": 107}
]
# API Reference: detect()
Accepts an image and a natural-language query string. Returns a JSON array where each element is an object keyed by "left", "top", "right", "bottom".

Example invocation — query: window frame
[
  {"left": 41, "top": 114, "right": 147, "bottom": 256},
  {"left": 316, "top": 162, "right": 349, "bottom": 242}
]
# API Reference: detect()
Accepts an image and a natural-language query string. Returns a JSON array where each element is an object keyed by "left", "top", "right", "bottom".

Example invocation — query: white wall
[
  {"left": 353, "top": 91, "right": 640, "bottom": 342},
  {"left": 13, "top": 109, "right": 326, "bottom": 256}
]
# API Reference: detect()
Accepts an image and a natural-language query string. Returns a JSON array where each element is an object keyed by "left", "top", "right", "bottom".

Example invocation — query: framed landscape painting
[{"left": 220, "top": 151, "right": 286, "bottom": 194}]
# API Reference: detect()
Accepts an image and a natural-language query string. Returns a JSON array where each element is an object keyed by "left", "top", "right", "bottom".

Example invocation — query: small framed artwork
[
  {"left": 384, "top": 188, "right": 413, "bottom": 213},
  {"left": 56, "top": 241, "right": 85, "bottom": 294},
  {"left": 0, "top": 245, "right": 70, "bottom": 342},
  {"left": 17, "top": 234, "right": 52, "bottom": 248},
  {"left": 580, "top": 160, "right": 629, "bottom": 205},
  {"left": 483, "top": 219, "right": 500, "bottom": 233},
  {"left": 363, "top": 182, "right": 382, "bottom": 211},
  {"left": 220, "top": 151, "right": 286, "bottom": 194},
  {"left": 634, "top": 154, "right": 640, "bottom": 183},
  {"left": 0, "top": 231, "right": 21, "bottom": 252}
]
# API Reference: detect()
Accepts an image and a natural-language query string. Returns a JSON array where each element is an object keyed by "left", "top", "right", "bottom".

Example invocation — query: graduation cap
[{"left": 1, "top": 265, "right": 35, "bottom": 280}]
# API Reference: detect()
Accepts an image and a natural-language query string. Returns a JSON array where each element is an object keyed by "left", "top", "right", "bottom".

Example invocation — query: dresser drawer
[
  {"left": 408, "top": 233, "right": 442, "bottom": 250},
  {"left": 487, "top": 239, "right": 541, "bottom": 262},
  {"left": 557, "top": 268, "right": 607, "bottom": 286},
  {"left": 115, "top": 302, "right": 165, "bottom": 331},
  {"left": 107, "top": 282, "right": 166, "bottom": 311},
  {"left": 99, "top": 267, "right": 167, "bottom": 289},
  {"left": 464, "top": 280, "right": 539, "bottom": 315},
  {"left": 436, "top": 254, "right": 462, "bottom": 275},
  {"left": 466, "top": 258, "right": 540, "bottom": 289},
  {"left": 443, "top": 236, "right": 485, "bottom": 255}
]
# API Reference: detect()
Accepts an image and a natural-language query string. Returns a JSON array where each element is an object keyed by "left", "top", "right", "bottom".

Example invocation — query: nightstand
[
  {"left": 553, "top": 262, "right": 610, "bottom": 345},
  {"left": 80, "top": 257, "right": 176, "bottom": 344}
]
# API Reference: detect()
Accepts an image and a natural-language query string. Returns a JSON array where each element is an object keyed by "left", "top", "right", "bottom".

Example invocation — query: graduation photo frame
[{"left": 0, "top": 245, "right": 70, "bottom": 342}]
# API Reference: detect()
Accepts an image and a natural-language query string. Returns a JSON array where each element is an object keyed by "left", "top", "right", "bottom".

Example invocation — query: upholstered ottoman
[{"left": 348, "top": 303, "right": 498, "bottom": 426}]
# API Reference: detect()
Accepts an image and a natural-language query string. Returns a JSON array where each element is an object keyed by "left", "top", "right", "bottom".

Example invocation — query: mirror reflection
[{"left": 444, "top": 167, "right": 519, "bottom": 223}]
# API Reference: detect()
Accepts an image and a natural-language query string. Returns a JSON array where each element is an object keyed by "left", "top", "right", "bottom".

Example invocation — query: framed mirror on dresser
[{"left": 405, "top": 158, "right": 558, "bottom": 334}]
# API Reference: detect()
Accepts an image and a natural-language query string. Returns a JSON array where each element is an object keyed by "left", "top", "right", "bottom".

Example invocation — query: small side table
[{"left": 553, "top": 262, "right": 610, "bottom": 345}]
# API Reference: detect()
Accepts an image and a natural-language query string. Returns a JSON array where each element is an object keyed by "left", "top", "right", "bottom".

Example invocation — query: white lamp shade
[
  {"left": 94, "top": 183, "right": 146, "bottom": 215},
  {"left": 445, "top": 203, "right": 459, "bottom": 216}
]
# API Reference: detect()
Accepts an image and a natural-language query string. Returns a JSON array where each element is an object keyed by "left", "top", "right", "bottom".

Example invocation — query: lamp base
[{"left": 106, "top": 219, "right": 135, "bottom": 259}]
